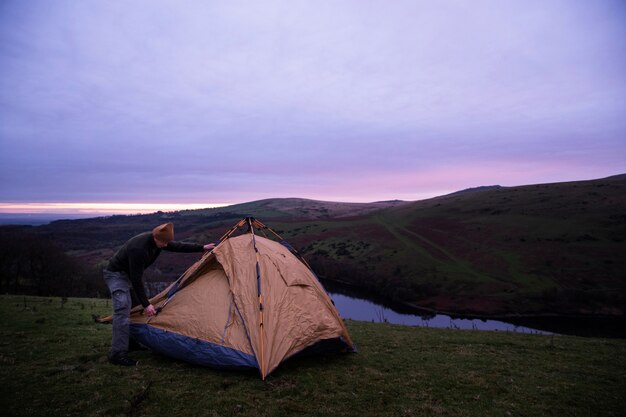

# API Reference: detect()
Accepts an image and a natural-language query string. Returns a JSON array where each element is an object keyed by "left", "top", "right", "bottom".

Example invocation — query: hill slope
[
  {"left": 191, "top": 197, "right": 408, "bottom": 219},
  {"left": 3, "top": 176, "right": 624, "bottom": 317},
  {"left": 282, "top": 176, "right": 626, "bottom": 316}
]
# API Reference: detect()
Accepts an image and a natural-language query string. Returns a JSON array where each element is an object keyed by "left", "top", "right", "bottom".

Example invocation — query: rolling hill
[
  {"left": 291, "top": 175, "right": 626, "bottom": 316},
  {"left": 2, "top": 175, "right": 624, "bottom": 317}
]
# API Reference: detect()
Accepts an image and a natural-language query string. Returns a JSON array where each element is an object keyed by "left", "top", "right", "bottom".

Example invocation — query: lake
[{"left": 328, "top": 292, "right": 551, "bottom": 335}]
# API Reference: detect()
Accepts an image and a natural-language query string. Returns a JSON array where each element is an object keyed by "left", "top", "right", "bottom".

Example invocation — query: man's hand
[
  {"left": 203, "top": 243, "right": 216, "bottom": 251},
  {"left": 144, "top": 304, "right": 157, "bottom": 317}
]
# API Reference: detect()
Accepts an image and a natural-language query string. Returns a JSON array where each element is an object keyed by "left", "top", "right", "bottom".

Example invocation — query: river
[{"left": 328, "top": 292, "right": 551, "bottom": 335}]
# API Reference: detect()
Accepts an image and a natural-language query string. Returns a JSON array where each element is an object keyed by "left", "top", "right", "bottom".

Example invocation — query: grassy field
[{"left": 1, "top": 295, "right": 624, "bottom": 417}]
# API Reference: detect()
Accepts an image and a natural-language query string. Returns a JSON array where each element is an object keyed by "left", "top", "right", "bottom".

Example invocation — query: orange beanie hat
[{"left": 152, "top": 223, "right": 174, "bottom": 242}]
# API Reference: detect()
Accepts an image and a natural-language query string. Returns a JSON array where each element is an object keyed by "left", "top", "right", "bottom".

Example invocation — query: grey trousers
[{"left": 103, "top": 269, "right": 132, "bottom": 357}]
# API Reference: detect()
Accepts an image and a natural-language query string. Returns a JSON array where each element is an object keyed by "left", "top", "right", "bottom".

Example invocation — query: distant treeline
[{"left": 0, "top": 227, "right": 107, "bottom": 298}]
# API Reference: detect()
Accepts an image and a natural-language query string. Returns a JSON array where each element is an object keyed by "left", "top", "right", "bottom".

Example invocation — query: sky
[{"left": 1, "top": 0, "right": 625, "bottom": 214}]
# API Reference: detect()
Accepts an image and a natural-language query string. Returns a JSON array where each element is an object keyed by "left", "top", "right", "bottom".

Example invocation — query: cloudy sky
[{"left": 1, "top": 0, "right": 625, "bottom": 213}]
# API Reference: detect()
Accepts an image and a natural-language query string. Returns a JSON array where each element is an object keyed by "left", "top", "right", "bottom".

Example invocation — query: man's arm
[
  {"left": 165, "top": 241, "right": 215, "bottom": 252},
  {"left": 127, "top": 249, "right": 151, "bottom": 308}
]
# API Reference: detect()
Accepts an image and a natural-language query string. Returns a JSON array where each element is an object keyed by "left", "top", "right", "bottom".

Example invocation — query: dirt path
[{"left": 374, "top": 214, "right": 488, "bottom": 281}]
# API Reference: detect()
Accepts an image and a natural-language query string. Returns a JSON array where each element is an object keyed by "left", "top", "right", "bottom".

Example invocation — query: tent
[{"left": 121, "top": 217, "right": 355, "bottom": 379}]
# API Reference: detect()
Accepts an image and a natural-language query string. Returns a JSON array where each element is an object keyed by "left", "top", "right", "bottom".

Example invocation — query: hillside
[
  {"left": 2, "top": 175, "right": 624, "bottom": 317},
  {"left": 1, "top": 295, "right": 624, "bottom": 417},
  {"left": 292, "top": 176, "right": 626, "bottom": 316},
  {"left": 13, "top": 198, "right": 404, "bottom": 282},
  {"left": 190, "top": 197, "right": 408, "bottom": 220}
]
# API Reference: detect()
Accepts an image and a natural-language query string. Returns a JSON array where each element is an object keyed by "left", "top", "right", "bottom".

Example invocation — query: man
[{"left": 103, "top": 223, "right": 215, "bottom": 366}]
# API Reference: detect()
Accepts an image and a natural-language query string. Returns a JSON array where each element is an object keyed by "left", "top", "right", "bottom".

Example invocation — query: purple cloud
[{"left": 1, "top": 0, "right": 625, "bottom": 206}]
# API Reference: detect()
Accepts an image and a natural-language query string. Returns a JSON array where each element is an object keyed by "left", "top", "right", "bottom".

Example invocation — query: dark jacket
[{"left": 107, "top": 232, "right": 204, "bottom": 307}]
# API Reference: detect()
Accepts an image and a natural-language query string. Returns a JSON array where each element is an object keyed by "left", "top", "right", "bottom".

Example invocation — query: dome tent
[{"left": 124, "top": 217, "right": 355, "bottom": 379}]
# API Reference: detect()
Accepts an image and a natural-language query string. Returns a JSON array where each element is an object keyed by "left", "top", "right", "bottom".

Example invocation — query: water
[{"left": 329, "top": 292, "right": 551, "bottom": 335}]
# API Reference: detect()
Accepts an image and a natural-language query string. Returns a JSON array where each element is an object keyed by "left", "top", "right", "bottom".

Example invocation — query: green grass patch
[{"left": 1, "top": 295, "right": 624, "bottom": 417}]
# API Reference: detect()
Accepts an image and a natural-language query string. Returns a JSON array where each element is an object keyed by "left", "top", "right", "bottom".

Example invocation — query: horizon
[
  {"left": 0, "top": 202, "right": 231, "bottom": 216},
  {"left": 1, "top": 1, "right": 625, "bottom": 206},
  {"left": 0, "top": 171, "right": 621, "bottom": 220}
]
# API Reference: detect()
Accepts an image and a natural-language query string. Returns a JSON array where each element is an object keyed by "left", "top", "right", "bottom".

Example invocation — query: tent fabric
[
  {"left": 127, "top": 232, "right": 355, "bottom": 379},
  {"left": 130, "top": 323, "right": 257, "bottom": 369}
]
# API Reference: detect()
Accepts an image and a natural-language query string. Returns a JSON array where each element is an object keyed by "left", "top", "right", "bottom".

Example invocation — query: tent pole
[
  {"left": 248, "top": 217, "right": 266, "bottom": 379},
  {"left": 217, "top": 218, "right": 247, "bottom": 242}
]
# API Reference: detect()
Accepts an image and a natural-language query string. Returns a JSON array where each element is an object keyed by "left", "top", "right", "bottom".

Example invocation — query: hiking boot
[{"left": 108, "top": 353, "right": 138, "bottom": 366}]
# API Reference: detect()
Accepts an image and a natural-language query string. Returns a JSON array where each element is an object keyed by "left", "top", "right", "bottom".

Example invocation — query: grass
[{"left": 1, "top": 295, "right": 624, "bottom": 417}]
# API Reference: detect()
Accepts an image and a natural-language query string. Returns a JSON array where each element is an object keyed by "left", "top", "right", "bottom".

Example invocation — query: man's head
[{"left": 152, "top": 223, "right": 174, "bottom": 248}]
